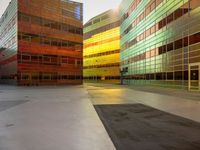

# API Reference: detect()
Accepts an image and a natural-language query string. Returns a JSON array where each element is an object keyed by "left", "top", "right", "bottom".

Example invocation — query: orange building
[{"left": 0, "top": 0, "right": 83, "bottom": 85}]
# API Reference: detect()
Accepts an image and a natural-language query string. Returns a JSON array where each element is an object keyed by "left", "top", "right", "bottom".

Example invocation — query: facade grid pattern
[
  {"left": 0, "top": 0, "right": 83, "bottom": 85},
  {"left": 83, "top": 10, "right": 120, "bottom": 82},
  {"left": 120, "top": 0, "right": 200, "bottom": 89}
]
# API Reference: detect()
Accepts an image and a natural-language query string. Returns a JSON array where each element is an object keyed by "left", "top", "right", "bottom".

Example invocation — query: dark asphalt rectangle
[{"left": 94, "top": 104, "right": 200, "bottom": 150}]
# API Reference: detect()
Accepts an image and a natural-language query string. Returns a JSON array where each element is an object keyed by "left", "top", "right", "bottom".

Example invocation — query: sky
[{"left": 0, "top": 0, "right": 122, "bottom": 23}]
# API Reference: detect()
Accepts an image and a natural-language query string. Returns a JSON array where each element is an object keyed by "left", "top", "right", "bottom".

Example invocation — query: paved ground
[
  {"left": 85, "top": 83, "right": 200, "bottom": 123},
  {"left": 95, "top": 104, "right": 200, "bottom": 150},
  {"left": 127, "top": 85, "right": 200, "bottom": 101},
  {"left": 0, "top": 85, "right": 115, "bottom": 150},
  {"left": 0, "top": 83, "right": 200, "bottom": 150}
]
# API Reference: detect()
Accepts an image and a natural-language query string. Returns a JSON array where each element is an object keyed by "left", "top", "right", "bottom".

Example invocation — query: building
[
  {"left": 83, "top": 9, "right": 120, "bottom": 83},
  {"left": 0, "top": 0, "right": 83, "bottom": 85},
  {"left": 120, "top": 0, "right": 200, "bottom": 90}
]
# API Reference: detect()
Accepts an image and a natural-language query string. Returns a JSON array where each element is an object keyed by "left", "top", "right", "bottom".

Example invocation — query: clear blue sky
[{"left": 0, "top": 0, "right": 122, "bottom": 23}]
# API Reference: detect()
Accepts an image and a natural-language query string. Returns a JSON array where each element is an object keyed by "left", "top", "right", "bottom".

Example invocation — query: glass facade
[
  {"left": 0, "top": 0, "right": 83, "bottom": 85},
  {"left": 120, "top": 0, "right": 200, "bottom": 89},
  {"left": 0, "top": 0, "right": 17, "bottom": 84},
  {"left": 83, "top": 10, "right": 120, "bottom": 82}
]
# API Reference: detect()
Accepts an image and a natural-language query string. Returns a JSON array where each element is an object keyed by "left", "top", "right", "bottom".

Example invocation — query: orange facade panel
[
  {"left": 18, "top": 41, "right": 82, "bottom": 58},
  {"left": 18, "top": 22, "right": 83, "bottom": 43},
  {"left": 18, "top": 0, "right": 82, "bottom": 28},
  {"left": 18, "top": 63, "right": 82, "bottom": 73},
  {"left": 16, "top": 0, "right": 83, "bottom": 85}
]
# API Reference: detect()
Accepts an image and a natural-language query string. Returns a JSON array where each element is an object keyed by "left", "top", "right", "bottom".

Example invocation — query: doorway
[{"left": 188, "top": 63, "right": 200, "bottom": 91}]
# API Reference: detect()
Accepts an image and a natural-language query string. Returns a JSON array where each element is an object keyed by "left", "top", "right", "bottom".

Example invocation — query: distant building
[
  {"left": 0, "top": 0, "right": 83, "bottom": 85},
  {"left": 120, "top": 0, "right": 200, "bottom": 90},
  {"left": 83, "top": 10, "right": 120, "bottom": 83}
]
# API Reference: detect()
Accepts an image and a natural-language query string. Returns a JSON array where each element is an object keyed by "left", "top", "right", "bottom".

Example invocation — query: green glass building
[{"left": 120, "top": 0, "right": 200, "bottom": 90}]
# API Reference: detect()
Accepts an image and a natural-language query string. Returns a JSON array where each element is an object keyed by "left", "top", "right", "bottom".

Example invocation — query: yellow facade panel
[{"left": 83, "top": 10, "right": 120, "bottom": 82}]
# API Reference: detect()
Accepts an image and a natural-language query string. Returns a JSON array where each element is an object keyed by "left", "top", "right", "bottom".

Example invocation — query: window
[
  {"left": 31, "top": 56, "right": 39, "bottom": 62},
  {"left": 189, "top": 32, "right": 200, "bottom": 45},
  {"left": 19, "top": 32, "right": 81, "bottom": 49},
  {"left": 69, "top": 26, "right": 75, "bottom": 33},
  {"left": 51, "top": 22, "right": 60, "bottom": 30},
  {"left": 158, "top": 45, "right": 166, "bottom": 55},
  {"left": 51, "top": 57, "right": 58, "bottom": 64},
  {"left": 174, "top": 39, "right": 183, "bottom": 50},
  {"left": 62, "top": 57, "right": 68, "bottom": 63},
  {"left": 150, "top": 25, "right": 155, "bottom": 34},
  {"left": 21, "top": 33, "right": 30, "bottom": 41},
  {"left": 62, "top": 41, "right": 68, "bottom": 47},
  {"left": 101, "top": 14, "right": 109, "bottom": 21},
  {"left": 167, "top": 72, "right": 173, "bottom": 80},
  {"left": 166, "top": 13, "right": 174, "bottom": 24},
  {"left": 174, "top": 9, "right": 183, "bottom": 20},
  {"left": 158, "top": 18, "right": 166, "bottom": 29},
  {"left": 43, "top": 56, "right": 51, "bottom": 63},
  {"left": 156, "top": 73, "right": 162, "bottom": 80},
  {"left": 43, "top": 38, "right": 51, "bottom": 45},
  {"left": 149, "top": 74, "right": 155, "bottom": 80},
  {"left": 68, "top": 58, "right": 75, "bottom": 64},
  {"left": 51, "top": 40, "right": 58, "bottom": 46},
  {"left": 69, "top": 75, "right": 76, "bottom": 80},
  {"left": 93, "top": 18, "right": 100, "bottom": 24},
  {"left": 22, "top": 55, "right": 30, "bottom": 61},
  {"left": 145, "top": 5, "right": 151, "bottom": 16},
  {"left": 22, "top": 74, "right": 29, "bottom": 80},
  {"left": 43, "top": 74, "right": 51, "bottom": 80},
  {"left": 146, "top": 29, "right": 151, "bottom": 37},
  {"left": 62, "top": 75, "right": 68, "bottom": 80},
  {"left": 167, "top": 43, "right": 173, "bottom": 52},
  {"left": 175, "top": 71, "right": 183, "bottom": 80},
  {"left": 150, "top": 1, "right": 156, "bottom": 11},
  {"left": 43, "top": 19, "right": 51, "bottom": 28},
  {"left": 31, "top": 35, "right": 40, "bottom": 43},
  {"left": 184, "top": 71, "right": 188, "bottom": 80},
  {"left": 32, "top": 75, "right": 39, "bottom": 80},
  {"left": 150, "top": 49, "right": 156, "bottom": 57},
  {"left": 31, "top": 16, "right": 42, "bottom": 25}
]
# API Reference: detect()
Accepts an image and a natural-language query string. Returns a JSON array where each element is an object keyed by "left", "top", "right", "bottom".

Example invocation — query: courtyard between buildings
[{"left": 0, "top": 83, "right": 199, "bottom": 150}]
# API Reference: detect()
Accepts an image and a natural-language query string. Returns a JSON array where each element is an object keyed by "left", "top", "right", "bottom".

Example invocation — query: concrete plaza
[
  {"left": 0, "top": 85, "right": 115, "bottom": 150},
  {"left": 0, "top": 84, "right": 200, "bottom": 150},
  {"left": 86, "top": 83, "right": 200, "bottom": 123}
]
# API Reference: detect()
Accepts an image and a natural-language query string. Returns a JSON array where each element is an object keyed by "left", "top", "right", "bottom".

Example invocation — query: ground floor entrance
[{"left": 189, "top": 63, "right": 200, "bottom": 91}]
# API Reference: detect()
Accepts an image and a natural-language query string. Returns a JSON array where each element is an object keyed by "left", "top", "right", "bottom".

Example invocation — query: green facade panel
[{"left": 120, "top": 0, "right": 200, "bottom": 89}]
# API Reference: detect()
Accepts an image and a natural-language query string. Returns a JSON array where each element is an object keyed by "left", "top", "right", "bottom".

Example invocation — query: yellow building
[{"left": 83, "top": 9, "right": 120, "bottom": 82}]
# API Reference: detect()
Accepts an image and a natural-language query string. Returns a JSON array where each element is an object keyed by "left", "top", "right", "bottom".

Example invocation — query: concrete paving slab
[
  {"left": 0, "top": 85, "right": 115, "bottom": 150},
  {"left": 85, "top": 83, "right": 200, "bottom": 123},
  {"left": 0, "top": 101, "right": 29, "bottom": 112}
]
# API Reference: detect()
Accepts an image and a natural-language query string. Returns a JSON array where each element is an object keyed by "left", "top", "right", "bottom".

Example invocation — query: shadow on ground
[{"left": 95, "top": 104, "right": 200, "bottom": 150}]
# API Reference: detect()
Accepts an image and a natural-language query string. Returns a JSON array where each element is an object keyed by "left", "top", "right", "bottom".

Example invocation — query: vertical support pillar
[
  {"left": 120, "top": 72, "right": 123, "bottom": 85},
  {"left": 188, "top": 64, "right": 191, "bottom": 91},
  {"left": 199, "top": 65, "right": 200, "bottom": 91}
]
